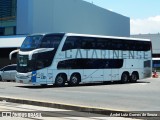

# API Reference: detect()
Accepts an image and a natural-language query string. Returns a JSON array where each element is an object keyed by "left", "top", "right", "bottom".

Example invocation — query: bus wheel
[
  {"left": 55, "top": 74, "right": 66, "bottom": 87},
  {"left": 130, "top": 72, "right": 138, "bottom": 83},
  {"left": 0, "top": 76, "right": 2, "bottom": 81},
  {"left": 69, "top": 74, "right": 80, "bottom": 86},
  {"left": 121, "top": 72, "right": 129, "bottom": 84},
  {"left": 40, "top": 84, "right": 47, "bottom": 87}
]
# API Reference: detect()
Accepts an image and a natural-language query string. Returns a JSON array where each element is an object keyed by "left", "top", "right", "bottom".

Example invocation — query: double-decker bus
[{"left": 15, "top": 33, "right": 152, "bottom": 86}]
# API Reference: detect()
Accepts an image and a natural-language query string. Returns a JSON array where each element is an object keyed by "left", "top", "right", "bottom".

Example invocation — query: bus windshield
[
  {"left": 20, "top": 34, "right": 64, "bottom": 51},
  {"left": 20, "top": 35, "right": 42, "bottom": 51}
]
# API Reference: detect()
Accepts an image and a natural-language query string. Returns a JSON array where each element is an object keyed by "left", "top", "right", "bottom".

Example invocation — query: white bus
[
  {"left": 152, "top": 58, "right": 160, "bottom": 72},
  {"left": 15, "top": 33, "right": 152, "bottom": 86}
]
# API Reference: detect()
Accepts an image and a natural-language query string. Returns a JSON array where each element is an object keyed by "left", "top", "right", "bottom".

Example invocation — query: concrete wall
[{"left": 17, "top": 0, "right": 130, "bottom": 37}]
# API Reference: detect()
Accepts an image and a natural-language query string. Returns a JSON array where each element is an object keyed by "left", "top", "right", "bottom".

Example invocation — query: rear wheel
[
  {"left": 40, "top": 84, "right": 48, "bottom": 87},
  {"left": 69, "top": 74, "right": 80, "bottom": 86},
  {"left": 0, "top": 76, "right": 2, "bottom": 81},
  {"left": 55, "top": 74, "right": 66, "bottom": 87},
  {"left": 121, "top": 73, "right": 129, "bottom": 84},
  {"left": 130, "top": 72, "right": 138, "bottom": 83}
]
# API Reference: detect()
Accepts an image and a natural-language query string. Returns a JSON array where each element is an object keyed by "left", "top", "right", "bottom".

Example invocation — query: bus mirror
[{"left": 9, "top": 49, "right": 20, "bottom": 60}]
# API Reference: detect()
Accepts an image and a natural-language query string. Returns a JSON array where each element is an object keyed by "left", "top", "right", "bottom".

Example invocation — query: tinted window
[
  {"left": 62, "top": 37, "right": 80, "bottom": 51},
  {"left": 144, "top": 60, "right": 151, "bottom": 67},
  {"left": 20, "top": 35, "right": 42, "bottom": 51},
  {"left": 20, "top": 34, "right": 64, "bottom": 51},
  {"left": 62, "top": 36, "right": 96, "bottom": 51},
  {"left": 62, "top": 36, "right": 151, "bottom": 51},
  {"left": 57, "top": 59, "right": 123, "bottom": 69},
  {"left": 81, "top": 37, "right": 96, "bottom": 49},
  {"left": 96, "top": 39, "right": 106, "bottom": 50},
  {"left": 40, "top": 35, "right": 62, "bottom": 48}
]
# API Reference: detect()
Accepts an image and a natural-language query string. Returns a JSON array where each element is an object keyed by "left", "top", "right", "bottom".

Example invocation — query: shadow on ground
[{"left": 16, "top": 81, "right": 150, "bottom": 89}]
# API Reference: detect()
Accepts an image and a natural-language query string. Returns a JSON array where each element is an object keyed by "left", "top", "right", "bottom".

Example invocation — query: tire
[
  {"left": 121, "top": 73, "right": 129, "bottom": 84},
  {"left": 40, "top": 84, "right": 47, "bottom": 87},
  {"left": 0, "top": 76, "right": 2, "bottom": 81},
  {"left": 69, "top": 74, "right": 80, "bottom": 86},
  {"left": 55, "top": 74, "right": 66, "bottom": 87},
  {"left": 130, "top": 72, "right": 138, "bottom": 83}
]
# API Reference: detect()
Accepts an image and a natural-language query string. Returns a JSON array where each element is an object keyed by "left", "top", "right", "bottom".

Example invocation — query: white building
[{"left": 16, "top": 0, "right": 130, "bottom": 37}]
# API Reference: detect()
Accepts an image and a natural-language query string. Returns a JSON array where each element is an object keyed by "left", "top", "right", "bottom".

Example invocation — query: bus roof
[
  {"left": 65, "top": 33, "right": 150, "bottom": 42},
  {"left": 28, "top": 32, "right": 150, "bottom": 42}
]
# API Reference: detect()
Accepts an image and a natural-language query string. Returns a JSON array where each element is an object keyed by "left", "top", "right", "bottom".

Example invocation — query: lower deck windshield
[{"left": 17, "top": 50, "right": 57, "bottom": 73}]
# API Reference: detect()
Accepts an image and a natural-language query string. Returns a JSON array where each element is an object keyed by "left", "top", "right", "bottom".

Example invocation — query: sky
[{"left": 84, "top": 0, "right": 160, "bottom": 34}]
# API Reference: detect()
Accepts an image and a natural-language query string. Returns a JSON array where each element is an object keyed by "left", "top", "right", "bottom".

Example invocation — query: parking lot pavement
[{"left": 0, "top": 78, "right": 160, "bottom": 120}]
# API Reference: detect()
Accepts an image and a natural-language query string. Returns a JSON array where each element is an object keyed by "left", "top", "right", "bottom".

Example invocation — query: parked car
[{"left": 0, "top": 64, "right": 17, "bottom": 81}]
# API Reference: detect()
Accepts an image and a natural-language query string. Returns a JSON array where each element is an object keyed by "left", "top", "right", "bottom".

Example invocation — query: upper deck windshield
[
  {"left": 20, "top": 35, "right": 42, "bottom": 51},
  {"left": 20, "top": 34, "right": 64, "bottom": 51}
]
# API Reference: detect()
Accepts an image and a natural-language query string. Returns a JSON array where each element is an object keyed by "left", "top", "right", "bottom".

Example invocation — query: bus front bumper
[{"left": 15, "top": 72, "right": 32, "bottom": 84}]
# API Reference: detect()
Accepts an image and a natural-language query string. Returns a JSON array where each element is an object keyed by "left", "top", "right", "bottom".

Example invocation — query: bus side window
[
  {"left": 96, "top": 39, "right": 105, "bottom": 50},
  {"left": 81, "top": 37, "right": 95, "bottom": 49},
  {"left": 62, "top": 37, "right": 80, "bottom": 51}
]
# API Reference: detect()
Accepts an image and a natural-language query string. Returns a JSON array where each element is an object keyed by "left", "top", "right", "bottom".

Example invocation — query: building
[
  {"left": 17, "top": 0, "right": 130, "bottom": 37},
  {"left": 131, "top": 33, "right": 160, "bottom": 58},
  {"left": 0, "top": 0, "right": 16, "bottom": 35},
  {"left": 0, "top": 35, "right": 25, "bottom": 68}
]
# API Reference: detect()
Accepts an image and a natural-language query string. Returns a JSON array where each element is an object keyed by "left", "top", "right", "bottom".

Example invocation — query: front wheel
[
  {"left": 121, "top": 73, "right": 129, "bottom": 84},
  {"left": 55, "top": 74, "right": 66, "bottom": 87}
]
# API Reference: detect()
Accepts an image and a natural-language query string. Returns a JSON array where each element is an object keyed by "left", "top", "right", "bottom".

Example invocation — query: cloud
[{"left": 130, "top": 16, "right": 160, "bottom": 34}]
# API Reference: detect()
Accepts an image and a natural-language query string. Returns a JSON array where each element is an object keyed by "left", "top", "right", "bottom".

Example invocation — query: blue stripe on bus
[{"left": 31, "top": 71, "right": 36, "bottom": 83}]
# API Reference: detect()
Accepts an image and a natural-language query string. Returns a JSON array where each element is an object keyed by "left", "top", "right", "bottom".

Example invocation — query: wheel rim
[
  {"left": 71, "top": 76, "right": 78, "bottom": 84},
  {"left": 122, "top": 74, "right": 128, "bottom": 83},
  {"left": 131, "top": 74, "right": 137, "bottom": 81},
  {"left": 56, "top": 76, "right": 64, "bottom": 85}
]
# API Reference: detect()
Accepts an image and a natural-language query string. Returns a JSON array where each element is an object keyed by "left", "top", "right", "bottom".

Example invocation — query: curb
[{"left": 0, "top": 96, "right": 124, "bottom": 116}]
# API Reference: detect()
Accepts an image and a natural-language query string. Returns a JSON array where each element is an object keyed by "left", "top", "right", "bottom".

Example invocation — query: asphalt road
[{"left": 0, "top": 78, "right": 160, "bottom": 111}]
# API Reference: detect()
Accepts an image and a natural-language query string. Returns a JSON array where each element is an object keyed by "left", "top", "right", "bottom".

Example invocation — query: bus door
[
  {"left": 91, "top": 69, "right": 104, "bottom": 81},
  {"left": 91, "top": 60, "right": 105, "bottom": 81},
  {"left": 83, "top": 60, "right": 104, "bottom": 82},
  {"left": 104, "top": 59, "right": 121, "bottom": 81},
  {"left": 111, "top": 59, "right": 123, "bottom": 81},
  {"left": 47, "top": 69, "right": 54, "bottom": 84},
  {"left": 83, "top": 69, "right": 104, "bottom": 82},
  {"left": 104, "top": 69, "right": 112, "bottom": 81}
]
